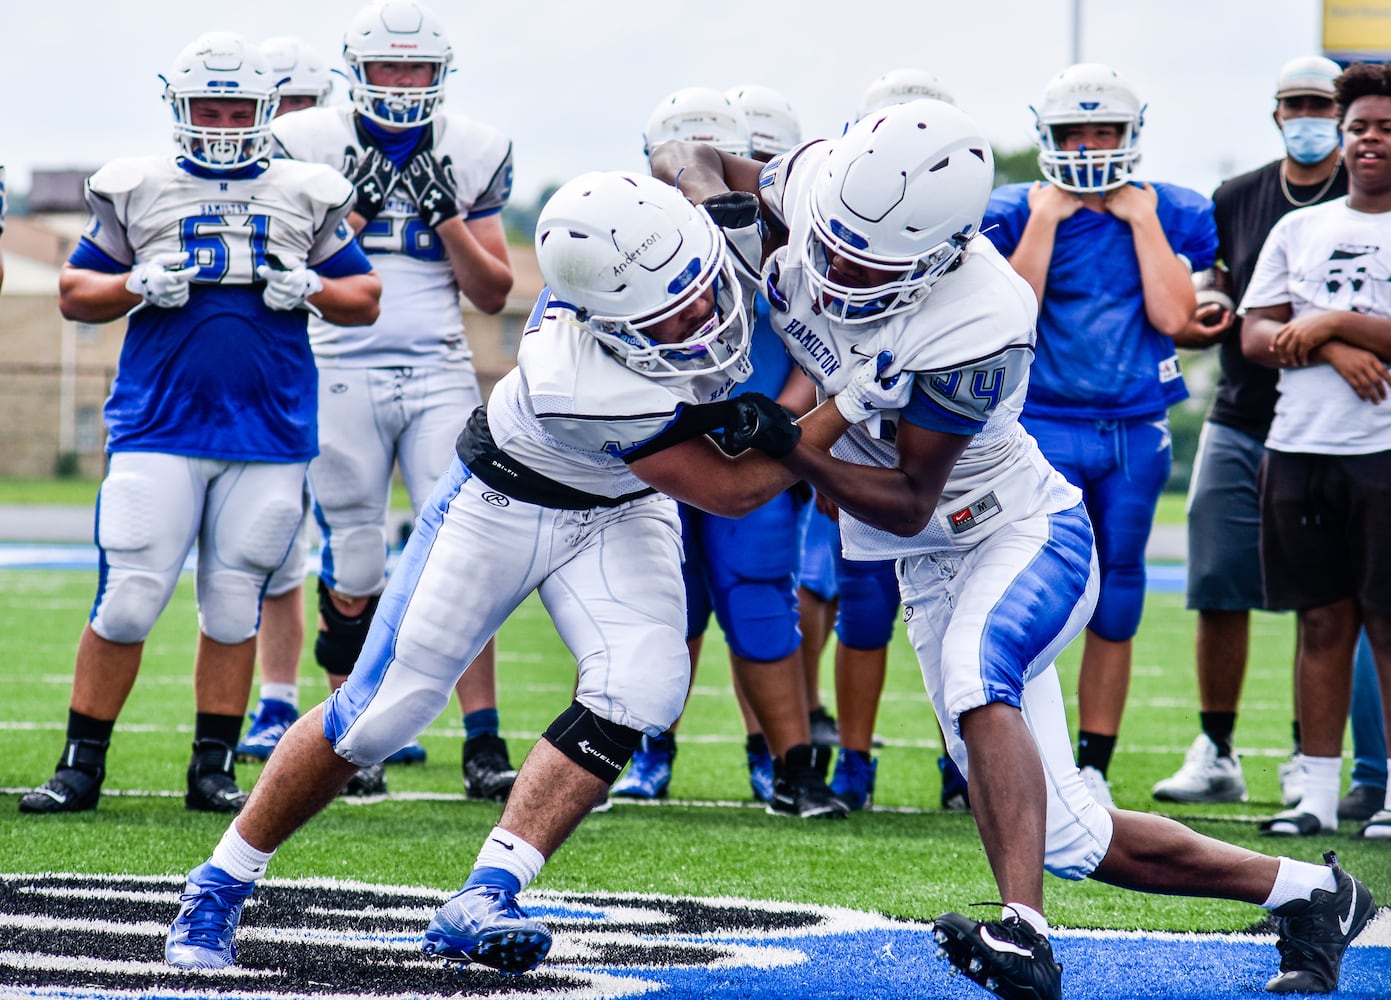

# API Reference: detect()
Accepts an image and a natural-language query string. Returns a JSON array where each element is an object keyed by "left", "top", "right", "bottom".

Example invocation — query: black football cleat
[
  {"left": 1266, "top": 851, "right": 1375, "bottom": 994},
  {"left": 931, "top": 910, "right": 1062, "bottom": 1000}
]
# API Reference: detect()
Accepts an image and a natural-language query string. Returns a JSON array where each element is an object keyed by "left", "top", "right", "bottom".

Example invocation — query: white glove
[
  {"left": 835, "top": 350, "right": 913, "bottom": 425},
  {"left": 124, "top": 252, "right": 197, "bottom": 309},
  {"left": 257, "top": 264, "right": 324, "bottom": 312}
]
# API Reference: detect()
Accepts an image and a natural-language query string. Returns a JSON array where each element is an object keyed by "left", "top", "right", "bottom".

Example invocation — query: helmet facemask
[
  {"left": 348, "top": 55, "right": 450, "bottom": 126},
  {"left": 1036, "top": 118, "right": 1141, "bottom": 193}
]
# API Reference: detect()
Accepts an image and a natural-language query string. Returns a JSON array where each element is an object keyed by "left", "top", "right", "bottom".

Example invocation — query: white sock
[
  {"left": 210, "top": 822, "right": 275, "bottom": 883},
  {"left": 1297, "top": 755, "right": 1341, "bottom": 830},
  {"left": 1005, "top": 902, "right": 1049, "bottom": 937},
  {"left": 1262, "top": 856, "right": 1339, "bottom": 910},
  {"left": 260, "top": 683, "right": 298, "bottom": 708},
  {"left": 474, "top": 826, "right": 545, "bottom": 890}
]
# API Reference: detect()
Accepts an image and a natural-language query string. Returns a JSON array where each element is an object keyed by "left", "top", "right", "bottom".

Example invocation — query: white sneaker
[
  {"left": 1279, "top": 753, "right": 1306, "bottom": 808},
  {"left": 1152, "top": 734, "right": 1249, "bottom": 803},
  {"left": 1079, "top": 765, "right": 1115, "bottom": 809}
]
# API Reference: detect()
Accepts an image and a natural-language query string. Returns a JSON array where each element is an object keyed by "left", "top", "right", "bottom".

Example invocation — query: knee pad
[
  {"left": 543, "top": 701, "right": 644, "bottom": 783},
  {"left": 198, "top": 570, "right": 264, "bottom": 645},
  {"left": 720, "top": 578, "right": 800, "bottom": 662},
  {"left": 834, "top": 557, "right": 899, "bottom": 650},
  {"left": 318, "top": 522, "right": 389, "bottom": 597},
  {"left": 1089, "top": 566, "right": 1145, "bottom": 641},
  {"left": 90, "top": 571, "right": 170, "bottom": 644},
  {"left": 314, "top": 577, "right": 380, "bottom": 675}
]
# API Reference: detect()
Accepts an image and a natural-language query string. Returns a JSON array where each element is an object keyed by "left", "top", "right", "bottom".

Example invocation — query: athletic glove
[
  {"left": 400, "top": 150, "right": 460, "bottom": 230},
  {"left": 124, "top": 251, "right": 198, "bottom": 309},
  {"left": 835, "top": 351, "right": 913, "bottom": 425},
  {"left": 724, "top": 392, "right": 801, "bottom": 459},
  {"left": 703, "top": 191, "right": 764, "bottom": 281},
  {"left": 347, "top": 146, "right": 400, "bottom": 223},
  {"left": 256, "top": 262, "right": 324, "bottom": 312}
]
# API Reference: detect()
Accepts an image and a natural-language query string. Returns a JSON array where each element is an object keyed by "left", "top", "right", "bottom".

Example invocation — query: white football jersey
[
  {"left": 485, "top": 298, "right": 743, "bottom": 500},
  {"left": 271, "top": 106, "right": 514, "bottom": 367},
  {"left": 82, "top": 155, "right": 355, "bottom": 276},
  {"left": 761, "top": 142, "right": 1081, "bottom": 559}
]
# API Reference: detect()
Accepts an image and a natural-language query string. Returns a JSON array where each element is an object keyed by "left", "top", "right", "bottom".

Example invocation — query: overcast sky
[{"left": 4, "top": 0, "right": 1331, "bottom": 208}]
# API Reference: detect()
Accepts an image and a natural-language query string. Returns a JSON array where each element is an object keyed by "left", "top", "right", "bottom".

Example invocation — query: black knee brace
[
  {"left": 542, "top": 701, "right": 644, "bottom": 783},
  {"left": 314, "top": 577, "right": 380, "bottom": 675}
]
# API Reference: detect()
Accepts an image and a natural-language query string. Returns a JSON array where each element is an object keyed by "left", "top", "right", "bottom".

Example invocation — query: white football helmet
[
  {"left": 261, "top": 36, "right": 333, "bottom": 103},
  {"left": 857, "top": 69, "right": 956, "bottom": 120},
  {"left": 726, "top": 85, "right": 802, "bottom": 158},
  {"left": 1032, "top": 63, "right": 1145, "bottom": 193},
  {"left": 343, "top": 0, "right": 452, "bottom": 126},
  {"left": 535, "top": 172, "right": 751, "bottom": 380},
  {"left": 804, "top": 100, "right": 994, "bottom": 325},
  {"left": 643, "top": 87, "right": 752, "bottom": 160},
  {"left": 162, "top": 32, "right": 279, "bottom": 170}
]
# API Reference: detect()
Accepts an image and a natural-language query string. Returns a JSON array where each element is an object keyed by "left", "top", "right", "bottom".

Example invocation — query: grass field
[{"left": 1, "top": 564, "right": 1386, "bottom": 937}]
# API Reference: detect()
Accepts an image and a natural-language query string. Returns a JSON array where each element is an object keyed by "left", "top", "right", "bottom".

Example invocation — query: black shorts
[{"left": 1259, "top": 448, "right": 1391, "bottom": 615}]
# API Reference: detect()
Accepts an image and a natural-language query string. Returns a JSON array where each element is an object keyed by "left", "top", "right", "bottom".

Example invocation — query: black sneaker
[
  {"left": 186, "top": 740, "right": 249, "bottom": 814},
  {"left": 19, "top": 739, "right": 107, "bottom": 814},
  {"left": 1337, "top": 784, "right": 1385, "bottom": 822},
  {"left": 931, "top": 911, "right": 1062, "bottom": 1000},
  {"left": 1266, "top": 850, "right": 1375, "bottom": 994},
  {"left": 809, "top": 706, "right": 839, "bottom": 749},
  {"left": 463, "top": 733, "right": 519, "bottom": 802},
  {"left": 341, "top": 762, "right": 387, "bottom": 797},
  {"left": 766, "top": 746, "right": 848, "bottom": 820}
]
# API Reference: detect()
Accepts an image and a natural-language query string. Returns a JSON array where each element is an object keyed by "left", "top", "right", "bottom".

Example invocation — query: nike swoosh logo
[
  {"left": 1338, "top": 887, "right": 1358, "bottom": 936},
  {"left": 979, "top": 927, "right": 1035, "bottom": 957},
  {"left": 491, "top": 838, "right": 516, "bottom": 851},
  {"left": 38, "top": 788, "right": 67, "bottom": 804}
]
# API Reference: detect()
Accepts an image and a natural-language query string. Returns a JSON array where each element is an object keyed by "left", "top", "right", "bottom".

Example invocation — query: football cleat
[
  {"left": 829, "top": 749, "right": 876, "bottom": 810},
  {"left": 767, "top": 775, "right": 848, "bottom": 820},
  {"left": 747, "top": 743, "right": 774, "bottom": 804},
  {"left": 384, "top": 739, "right": 427, "bottom": 765},
  {"left": 1078, "top": 765, "right": 1114, "bottom": 810},
  {"left": 931, "top": 911, "right": 1062, "bottom": 1000},
  {"left": 165, "top": 862, "right": 256, "bottom": 970},
  {"left": 236, "top": 698, "right": 298, "bottom": 762},
  {"left": 1338, "top": 784, "right": 1385, "bottom": 822},
  {"left": 423, "top": 881, "right": 552, "bottom": 974},
  {"left": 612, "top": 733, "right": 675, "bottom": 799},
  {"left": 1265, "top": 851, "right": 1374, "bottom": 994},
  {"left": 19, "top": 738, "right": 107, "bottom": 814},
  {"left": 809, "top": 706, "right": 839, "bottom": 749},
  {"left": 186, "top": 740, "right": 249, "bottom": 814},
  {"left": 341, "top": 762, "right": 387, "bottom": 797},
  {"left": 1152, "top": 733, "right": 1248, "bottom": 803},
  {"left": 463, "top": 733, "right": 519, "bottom": 802}
]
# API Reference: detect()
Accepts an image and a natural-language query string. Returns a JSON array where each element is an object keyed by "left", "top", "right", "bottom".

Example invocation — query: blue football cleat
[
  {"left": 384, "top": 738, "right": 427, "bottom": 765},
  {"left": 236, "top": 698, "right": 298, "bottom": 762},
  {"left": 747, "top": 744, "right": 774, "bottom": 804},
  {"left": 423, "top": 881, "right": 552, "bottom": 974},
  {"left": 830, "top": 749, "right": 877, "bottom": 810},
  {"left": 165, "top": 862, "right": 256, "bottom": 969},
  {"left": 612, "top": 733, "right": 675, "bottom": 799}
]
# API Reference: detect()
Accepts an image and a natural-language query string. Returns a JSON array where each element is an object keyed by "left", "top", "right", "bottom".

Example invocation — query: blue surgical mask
[{"left": 1281, "top": 117, "right": 1340, "bottom": 165}]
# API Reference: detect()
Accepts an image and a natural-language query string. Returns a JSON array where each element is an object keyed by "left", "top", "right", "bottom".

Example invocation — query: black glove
[
  {"left": 701, "top": 190, "right": 760, "bottom": 230},
  {"left": 724, "top": 392, "right": 801, "bottom": 459},
  {"left": 400, "top": 150, "right": 460, "bottom": 229},
  {"left": 346, "top": 145, "right": 400, "bottom": 223}
]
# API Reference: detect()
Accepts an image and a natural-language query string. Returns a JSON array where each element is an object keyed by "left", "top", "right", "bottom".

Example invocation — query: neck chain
[{"left": 1280, "top": 156, "right": 1342, "bottom": 208}]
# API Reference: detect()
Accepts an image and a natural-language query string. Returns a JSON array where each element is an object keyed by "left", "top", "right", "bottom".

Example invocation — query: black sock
[
  {"left": 746, "top": 733, "right": 768, "bottom": 756},
  {"left": 66, "top": 709, "right": 114, "bottom": 746},
  {"left": 194, "top": 712, "right": 244, "bottom": 749},
  {"left": 1291, "top": 720, "right": 1302, "bottom": 755},
  {"left": 61, "top": 710, "right": 112, "bottom": 776},
  {"left": 1200, "top": 711, "right": 1237, "bottom": 759},
  {"left": 1077, "top": 731, "right": 1116, "bottom": 776}
]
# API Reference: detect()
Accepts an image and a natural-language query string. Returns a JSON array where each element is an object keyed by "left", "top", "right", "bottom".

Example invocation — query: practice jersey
[
  {"left": 984, "top": 181, "right": 1218, "bottom": 419},
  {"left": 1241, "top": 196, "right": 1391, "bottom": 455},
  {"left": 759, "top": 142, "right": 1081, "bottom": 560},
  {"left": 482, "top": 291, "right": 745, "bottom": 501},
  {"left": 69, "top": 155, "right": 361, "bottom": 462},
  {"left": 272, "top": 105, "right": 514, "bottom": 367},
  {"left": 1207, "top": 159, "right": 1349, "bottom": 440}
]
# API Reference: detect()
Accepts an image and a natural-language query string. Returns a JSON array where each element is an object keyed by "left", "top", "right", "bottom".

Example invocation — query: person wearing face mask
[{"left": 1150, "top": 56, "right": 1380, "bottom": 818}]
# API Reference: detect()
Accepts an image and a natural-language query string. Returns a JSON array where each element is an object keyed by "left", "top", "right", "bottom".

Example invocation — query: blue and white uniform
[
  {"left": 270, "top": 106, "right": 513, "bottom": 598},
  {"left": 67, "top": 154, "right": 365, "bottom": 644},
  {"left": 761, "top": 143, "right": 1110, "bottom": 878},
  {"left": 983, "top": 182, "right": 1217, "bottom": 640},
  {"left": 324, "top": 293, "right": 745, "bottom": 762}
]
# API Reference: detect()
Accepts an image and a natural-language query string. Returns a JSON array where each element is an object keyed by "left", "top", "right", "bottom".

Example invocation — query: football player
[
  {"left": 267, "top": 0, "right": 518, "bottom": 798},
  {"left": 260, "top": 36, "right": 333, "bottom": 113},
  {"left": 165, "top": 170, "right": 904, "bottom": 974},
  {"left": 18, "top": 32, "right": 379, "bottom": 816},
  {"left": 614, "top": 87, "right": 839, "bottom": 816},
  {"left": 652, "top": 98, "right": 1375, "bottom": 1000}
]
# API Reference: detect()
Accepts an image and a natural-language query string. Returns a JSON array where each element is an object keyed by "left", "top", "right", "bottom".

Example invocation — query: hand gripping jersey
[
  {"left": 473, "top": 292, "right": 747, "bottom": 503},
  {"left": 71, "top": 155, "right": 358, "bottom": 461},
  {"left": 271, "top": 105, "right": 513, "bottom": 367},
  {"left": 759, "top": 142, "right": 1081, "bottom": 559}
]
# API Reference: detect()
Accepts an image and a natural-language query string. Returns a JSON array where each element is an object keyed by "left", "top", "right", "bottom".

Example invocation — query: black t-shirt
[{"left": 1208, "top": 158, "right": 1348, "bottom": 439}]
